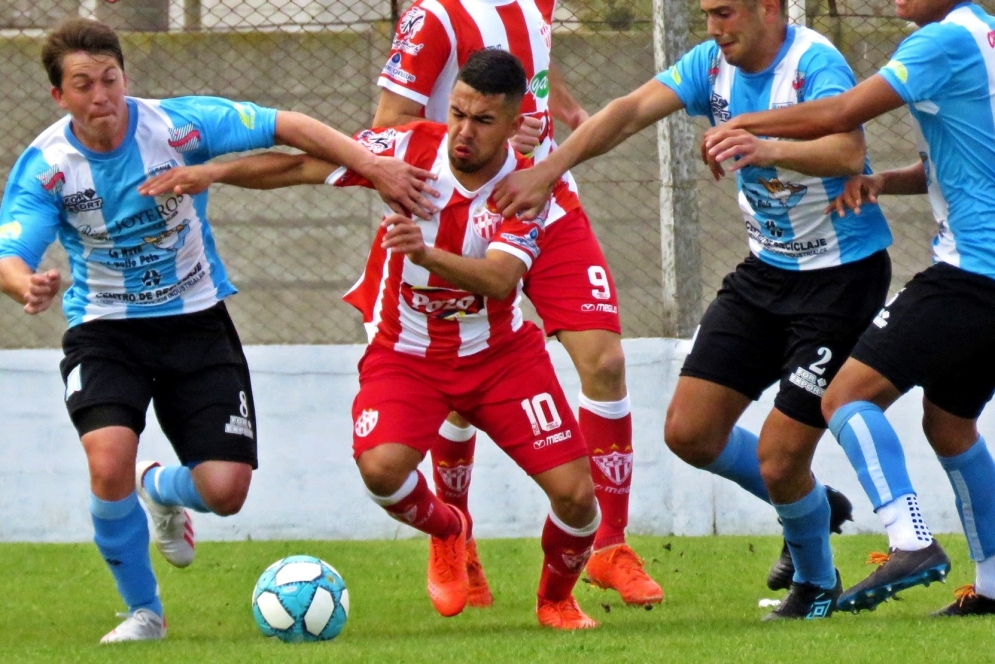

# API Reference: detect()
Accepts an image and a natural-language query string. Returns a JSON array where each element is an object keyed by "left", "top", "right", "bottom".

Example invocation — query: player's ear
[{"left": 51, "top": 86, "right": 67, "bottom": 110}]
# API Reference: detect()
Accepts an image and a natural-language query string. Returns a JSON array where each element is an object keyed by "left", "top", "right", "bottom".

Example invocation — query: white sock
[
  {"left": 877, "top": 493, "right": 933, "bottom": 551},
  {"left": 975, "top": 556, "right": 995, "bottom": 599}
]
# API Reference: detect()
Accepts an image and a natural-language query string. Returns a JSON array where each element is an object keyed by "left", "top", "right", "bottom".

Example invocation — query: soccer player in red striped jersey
[
  {"left": 374, "top": 0, "right": 662, "bottom": 607},
  {"left": 143, "top": 49, "right": 605, "bottom": 630}
]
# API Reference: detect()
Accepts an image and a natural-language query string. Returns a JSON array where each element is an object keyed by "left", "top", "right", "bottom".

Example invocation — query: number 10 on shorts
[{"left": 521, "top": 394, "right": 562, "bottom": 435}]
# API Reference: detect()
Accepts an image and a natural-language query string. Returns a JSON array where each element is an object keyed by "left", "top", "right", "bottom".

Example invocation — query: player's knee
[
  {"left": 664, "top": 407, "right": 722, "bottom": 468},
  {"left": 196, "top": 464, "right": 252, "bottom": 516},
  {"left": 576, "top": 344, "right": 627, "bottom": 396},
  {"left": 356, "top": 449, "right": 412, "bottom": 497},
  {"left": 549, "top": 478, "right": 597, "bottom": 527},
  {"left": 820, "top": 385, "right": 848, "bottom": 425},
  {"left": 759, "top": 454, "right": 793, "bottom": 492}
]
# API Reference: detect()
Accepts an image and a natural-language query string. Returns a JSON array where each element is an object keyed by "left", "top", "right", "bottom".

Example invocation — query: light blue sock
[
  {"left": 828, "top": 401, "right": 915, "bottom": 510},
  {"left": 774, "top": 482, "right": 836, "bottom": 589},
  {"left": 91, "top": 493, "right": 163, "bottom": 617},
  {"left": 143, "top": 464, "right": 211, "bottom": 513},
  {"left": 704, "top": 426, "right": 769, "bottom": 503},
  {"left": 938, "top": 436, "right": 995, "bottom": 562}
]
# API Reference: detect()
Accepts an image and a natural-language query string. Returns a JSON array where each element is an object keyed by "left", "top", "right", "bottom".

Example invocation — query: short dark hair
[
  {"left": 42, "top": 18, "right": 125, "bottom": 89},
  {"left": 455, "top": 49, "right": 526, "bottom": 107}
]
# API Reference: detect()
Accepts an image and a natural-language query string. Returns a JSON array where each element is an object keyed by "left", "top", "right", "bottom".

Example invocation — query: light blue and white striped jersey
[
  {"left": 656, "top": 25, "right": 892, "bottom": 271},
  {"left": 0, "top": 96, "right": 277, "bottom": 326},
  {"left": 879, "top": 2, "right": 995, "bottom": 280}
]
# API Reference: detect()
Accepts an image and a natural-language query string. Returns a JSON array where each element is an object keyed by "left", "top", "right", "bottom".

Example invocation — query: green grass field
[{"left": 0, "top": 534, "right": 989, "bottom": 663}]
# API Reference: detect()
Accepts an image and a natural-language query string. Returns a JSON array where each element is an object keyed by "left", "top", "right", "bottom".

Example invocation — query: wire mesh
[{"left": 0, "top": 0, "right": 986, "bottom": 348}]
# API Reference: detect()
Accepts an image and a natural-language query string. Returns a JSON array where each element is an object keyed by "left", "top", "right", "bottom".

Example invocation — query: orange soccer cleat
[
  {"left": 465, "top": 538, "right": 494, "bottom": 608},
  {"left": 426, "top": 509, "right": 469, "bottom": 617},
  {"left": 585, "top": 543, "right": 664, "bottom": 606},
  {"left": 536, "top": 595, "right": 598, "bottom": 630}
]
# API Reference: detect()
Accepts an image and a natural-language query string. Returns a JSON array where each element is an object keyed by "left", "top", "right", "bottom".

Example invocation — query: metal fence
[{"left": 0, "top": 0, "right": 983, "bottom": 348}]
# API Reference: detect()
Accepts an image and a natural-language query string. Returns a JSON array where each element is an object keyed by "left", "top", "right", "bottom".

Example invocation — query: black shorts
[
  {"left": 851, "top": 262, "right": 995, "bottom": 419},
  {"left": 60, "top": 302, "right": 258, "bottom": 468},
  {"left": 681, "top": 250, "right": 891, "bottom": 428}
]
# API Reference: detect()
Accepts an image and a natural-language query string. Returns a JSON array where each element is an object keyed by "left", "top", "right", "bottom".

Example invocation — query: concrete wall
[{"left": 0, "top": 338, "right": 986, "bottom": 543}]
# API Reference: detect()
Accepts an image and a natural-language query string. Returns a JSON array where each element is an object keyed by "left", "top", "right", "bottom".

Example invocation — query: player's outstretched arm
[
  {"left": 138, "top": 153, "right": 335, "bottom": 197},
  {"left": 372, "top": 89, "right": 426, "bottom": 128},
  {"left": 701, "top": 127, "right": 867, "bottom": 180},
  {"left": 494, "top": 79, "right": 684, "bottom": 219},
  {"left": 0, "top": 257, "right": 61, "bottom": 315},
  {"left": 826, "top": 161, "right": 927, "bottom": 217},
  {"left": 548, "top": 62, "right": 589, "bottom": 131},
  {"left": 275, "top": 110, "right": 440, "bottom": 219},
  {"left": 380, "top": 214, "right": 527, "bottom": 300}
]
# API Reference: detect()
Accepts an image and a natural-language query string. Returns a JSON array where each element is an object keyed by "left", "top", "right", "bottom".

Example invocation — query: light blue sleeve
[
  {"left": 877, "top": 26, "right": 955, "bottom": 104},
  {"left": 158, "top": 96, "right": 278, "bottom": 163},
  {"left": 654, "top": 41, "right": 717, "bottom": 118},
  {"left": 0, "top": 148, "right": 62, "bottom": 269},
  {"left": 797, "top": 45, "right": 856, "bottom": 102}
]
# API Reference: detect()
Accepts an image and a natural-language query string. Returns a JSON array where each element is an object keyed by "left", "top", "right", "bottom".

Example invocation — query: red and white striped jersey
[
  {"left": 334, "top": 122, "right": 581, "bottom": 359},
  {"left": 378, "top": 0, "right": 579, "bottom": 225}
]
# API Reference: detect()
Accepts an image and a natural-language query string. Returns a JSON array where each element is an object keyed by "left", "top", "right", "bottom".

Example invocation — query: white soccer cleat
[
  {"left": 99, "top": 608, "right": 166, "bottom": 644},
  {"left": 136, "top": 460, "right": 195, "bottom": 568}
]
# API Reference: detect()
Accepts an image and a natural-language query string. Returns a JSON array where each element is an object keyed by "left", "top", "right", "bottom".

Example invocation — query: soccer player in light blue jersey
[
  {"left": 491, "top": 0, "right": 908, "bottom": 619},
  {"left": 703, "top": 0, "right": 995, "bottom": 617},
  {"left": 0, "top": 18, "right": 437, "bottom": 643}
]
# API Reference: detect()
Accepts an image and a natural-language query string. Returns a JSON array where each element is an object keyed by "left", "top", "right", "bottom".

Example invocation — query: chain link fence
[{"left": 0, "top": 0, "right": 985, "bottom": 348}]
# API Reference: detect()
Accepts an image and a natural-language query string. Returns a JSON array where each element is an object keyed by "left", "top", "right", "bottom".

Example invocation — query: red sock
[
  {"left": 580, "top": 403, "right": 633, "bottom": 550},
  {"left": 375, "top": 471, "right": 461, "bottom": 539},
  {"left": 538, "top": 513, "right": 598, "bottom": 602},
  {"left": 431, "top": 423, "right": 476, "bottom": 539}
]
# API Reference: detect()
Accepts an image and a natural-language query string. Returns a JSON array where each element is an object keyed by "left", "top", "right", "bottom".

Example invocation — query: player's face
[
  {"left": 701, "top": 0, "right": 767, "bottom": 70},
  {"left": 51, "top": 52, "right": 129, "bottom": 148},
  {"left": 447, "top": 82, "right": 521, "bottom": 175}
]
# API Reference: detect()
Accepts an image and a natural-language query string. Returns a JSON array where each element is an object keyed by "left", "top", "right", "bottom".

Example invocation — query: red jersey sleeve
[
  {"left": 328, "top": 126, "right": 405, "bottom": 189},
  {"left": 377, "top": 3, "right": 452, "bottom": 106},
  {"left": 487, "top": 212, "right": 545, "bottom": 270}
]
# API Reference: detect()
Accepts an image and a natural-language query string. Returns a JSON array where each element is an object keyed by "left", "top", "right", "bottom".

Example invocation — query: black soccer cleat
[
  {"left": 763, "top": 570, "right": 842, "bottom": 621},
  {"left": 837, "top": 539, "right": 951, "bottom": 613},
  {"left": 932, "top": 585, "right": 995, "bottom": 617},
  {"left": 766, "top": 485, "right": 854, "bottom": 591}
]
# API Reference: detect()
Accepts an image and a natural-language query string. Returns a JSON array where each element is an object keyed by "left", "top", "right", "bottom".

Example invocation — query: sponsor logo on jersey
[
  {"left": 233, "top": 102, "right": 256, "bottom": 130},
  {"left": 37, "top": 165, "right": 66, "bottom": 195},
  {"left": 581, "top": 303, "right": 617, "bottom": 314},
  {"left": 708, "top": 54, "right": 720, "bottom": 84},
  {"left": 883, "top": 59, "right": 908, "bottom": 84},
  {"left": 354, "top": 408, "right": 379, "bottom": 437},
  {"left": 63, "top": 188, "right": 103, "bottom": 214},
  {"left": 792, "top": 70, "right": 806, "bottom": 92},
  {"left": 668, "top": 65, "right": 682, "bottom": 85},
  {"left": 399, "top": 6, "right": 426, "bottom": 36},
  {"left": 499, "top": 227, "right": 540, "bottom": 256},
  {"left": 357, "top": 128, "right": 397, "bottom": 154},
  {"left": 147, "top": 160, "right": 178, "bottom": 178},
  {"left": 224, "top": 414, "right": 254, "bottom": 439},
  {"left": 471, "top": 202, "right": 503, "bottom": 240},
  {"left": 93, "top": 261, "right": 205, "bottom": 304},
  {"left": 592, "top": 450, "right": 633, "bottom": 486},
  {"left": 383, "top": 53, "right": 416, "bottom": 83},
  {"left": 111, "top": 193, "right": 184, "bottom": 233},
  {"left": 436, "top": 462, "right": 473, "bottom": 494},
  {"left": 529, "top": 70, "right": 549, "bottom": 99},
  {"left": 392, "top": 37, "right": 424, "bottom": 55},
  {"left": 0, "top": 221, "right": 22, "bottom": 240},
  {"left": 401, "top": 284, "right": 485, "bottom": 319},
  {"left": 709, "top": 93, "right": 731, "bottom": 122},
  {"left": 143, "top": 221, "right": 189, "bottom": 250},
  {"left": 168, "top": 124, "right": 202, "bottom": 153}
]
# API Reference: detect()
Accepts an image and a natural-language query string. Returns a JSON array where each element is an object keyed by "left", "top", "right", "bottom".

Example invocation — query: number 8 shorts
[
  {"left": 351, "top": 322, "right": 588, "bottom": 476},
  {"left": 524, "top": 207, "right": 622, "bottom": 336}
]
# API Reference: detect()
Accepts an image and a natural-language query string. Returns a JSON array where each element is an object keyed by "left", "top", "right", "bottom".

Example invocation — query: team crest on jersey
[
  {"left": 592, "top": 450, "right": 633, "bottom": 486},
  {"left": 988, "top": 29, "right": 995, "bottom": 48},
  {"left": 471, "top": 202, "right": 503, "bottom": 240},
  {"left": 168, "top": 123, "right": 202, "bottom": 153},
  {"left": 437, "top": 463, "right": 473, "bottom": 494},
  {"left": 402, "top": 284, "right": 485, "bottom": 319},
  {"left": 36, "top": 165, "right": 65, "bottom": 195},
  {"left": 63, "top": 188, "right": 103, "bottom": 214},
  {"left": 792, "top": 70, "right": 806, "bottom": 92},
  {"left": 354, "top": 409, "right": 379, "bottom": 437},
  {"left": 357, "top": 128, "right": 397, "bottom": 154}
]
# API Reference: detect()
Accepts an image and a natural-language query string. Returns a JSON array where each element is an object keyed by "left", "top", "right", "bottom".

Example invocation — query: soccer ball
[{"left": 251, "top": 555, "right": 349, "bottom": 642}]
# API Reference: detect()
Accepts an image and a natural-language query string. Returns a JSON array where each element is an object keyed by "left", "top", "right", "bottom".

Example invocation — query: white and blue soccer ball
[{"left": 252, "top": 555, "right": 349, "bottom": 642}]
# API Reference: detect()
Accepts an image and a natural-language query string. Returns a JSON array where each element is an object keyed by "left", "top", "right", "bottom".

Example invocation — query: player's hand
[
  {"left": 138, "top": 165, "right": 218, "bottom": 197},
  {"left": 380, "top": 213, "right": 429, "bottom": 263},
  {"left": 825, "top": 173, "right": 884, "bottom": 217},
  {"left": 493, "top": 164, "right": 556, "bottom": 221},
  {"left": 370, "top": 156, "right": 440, "bottom": 221},
  {"left": 23, "top": 269, "right": 61, "bottom": 315},
  {"left": 701, "top": 127, "right": 778, "bottom": 180},
  {"left": 566, "top": 107, "right": 590, "bottom": 130},
  {"left": 510, "top": 116, "right": 544, "bottom": 156}
]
